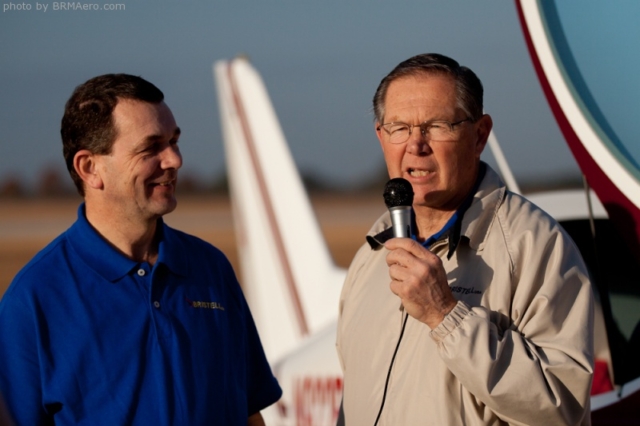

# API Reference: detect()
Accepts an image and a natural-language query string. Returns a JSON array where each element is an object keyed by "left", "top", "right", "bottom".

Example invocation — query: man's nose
[
  {"left": 406, "top": 126, "right": 431, "bottom": 155},
  {"left": 161, "top": 145, "right": 183, "bottom": 169}
]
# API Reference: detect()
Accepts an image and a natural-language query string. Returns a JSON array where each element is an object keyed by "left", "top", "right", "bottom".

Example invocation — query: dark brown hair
[{"left": 60, "top": 74, "right": 164, "bottom": 195}]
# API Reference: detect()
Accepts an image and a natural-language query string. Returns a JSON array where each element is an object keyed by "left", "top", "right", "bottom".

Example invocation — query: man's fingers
[
  {"left": 384, "top": 237, "right": 419, "bottom": 252},
  {"left": 387, "top": 263, "right": 410, "bottom": 283},
  {"left": 385, "top": 247, "right": 409, "bottom": 268},
  {"left": 385, "top": 237, "right": 437, "bottom": 261},
  {"left": 384, "top": 238, "right": 426, "bottom": 268}
]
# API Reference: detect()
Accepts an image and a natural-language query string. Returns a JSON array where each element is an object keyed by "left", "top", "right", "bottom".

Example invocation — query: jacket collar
[
  {"left": 460, "top": 165, "right": 506, "bottom": 252},
  {"left": 366, "top": 163, "right": 506, "bottom": 257}
]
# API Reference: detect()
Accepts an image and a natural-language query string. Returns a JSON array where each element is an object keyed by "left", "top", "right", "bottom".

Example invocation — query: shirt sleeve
[
  {"left": 0, "top": 288, "right": 54, "bottom": 425},
  {"left": 431, "top": 228, "right": 594, "bottom": 425},
  {"left": 241, "top": 294, "right": 283, "bottom": 415}
]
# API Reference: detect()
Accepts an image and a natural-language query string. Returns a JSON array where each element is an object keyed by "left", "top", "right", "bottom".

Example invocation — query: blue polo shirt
[{"left": 0, "top": 204, "right": 281, "bottom": 425}]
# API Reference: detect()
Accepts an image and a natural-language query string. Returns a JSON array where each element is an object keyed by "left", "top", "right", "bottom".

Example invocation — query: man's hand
[
  {"left": 247, "top": 412, "right": 265, "bottom": 426},
  {"left": 385, "top": 238, "right": 457, "bottom": 329}
]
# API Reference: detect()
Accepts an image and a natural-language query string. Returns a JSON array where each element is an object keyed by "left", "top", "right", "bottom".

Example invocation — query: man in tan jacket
[{"left": 336, "top": 53, "right": 593, "bottom": 425}]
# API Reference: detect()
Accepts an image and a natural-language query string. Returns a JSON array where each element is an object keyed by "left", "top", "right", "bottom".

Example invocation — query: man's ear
[
  {"left": 375, "top": 122, "right": 385, "bottom": 152},
  {"left": 74, "top": 150, "right": 103, "bottom": 190},
  {"left": 474, "top": 114, "right": 493, "bottom": 157}
]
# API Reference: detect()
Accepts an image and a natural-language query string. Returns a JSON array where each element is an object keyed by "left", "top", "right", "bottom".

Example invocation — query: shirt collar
[
  {"left": 66, "top": 203, "right": 189, "bottom": 281},
  {"left": 155, "top": 220, "right": 189, "bottom": 277},
  {"left": 367, "top": 163, "right": 487, "bottom": 259}
]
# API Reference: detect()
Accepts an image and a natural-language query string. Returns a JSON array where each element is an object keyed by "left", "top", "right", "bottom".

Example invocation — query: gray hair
[{"left": 373, "top": 53, "right": 484, "bottom": 124}]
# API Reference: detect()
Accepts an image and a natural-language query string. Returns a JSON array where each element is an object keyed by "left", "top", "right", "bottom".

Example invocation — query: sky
[{"left": 0, "top": 0, "right": 583, "bottom": 193}]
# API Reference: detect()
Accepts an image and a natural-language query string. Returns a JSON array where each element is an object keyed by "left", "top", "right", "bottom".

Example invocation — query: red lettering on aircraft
[{"left": 294, "top": 376, "right": 343, "bottom": 426}]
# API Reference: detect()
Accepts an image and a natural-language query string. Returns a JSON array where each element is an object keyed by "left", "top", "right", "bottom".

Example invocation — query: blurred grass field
[{"left": 0, "top": 194, "right": 383, "bottom": 297}]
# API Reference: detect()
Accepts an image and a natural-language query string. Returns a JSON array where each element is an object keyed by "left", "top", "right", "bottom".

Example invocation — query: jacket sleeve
[
  {"left": 431, "top": 222, "right": 594, "bottom": 425},
  {"left": 336, "top": 242, "right": 370, "bottom": 373}
]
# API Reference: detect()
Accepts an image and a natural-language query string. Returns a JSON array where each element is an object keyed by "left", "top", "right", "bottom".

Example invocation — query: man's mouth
[
  {"left": 408, "top": 168, "right": 433, "bottom": 177},
  {"left": 151, "top": 178, "right": 176, "bottom": 187}
]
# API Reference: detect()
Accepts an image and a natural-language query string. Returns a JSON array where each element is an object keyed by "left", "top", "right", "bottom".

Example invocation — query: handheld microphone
[{"left": 383, "top": 178, "right": 414, "bottom": 238}]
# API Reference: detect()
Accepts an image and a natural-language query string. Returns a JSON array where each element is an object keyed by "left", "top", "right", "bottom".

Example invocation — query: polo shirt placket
[{"left": 133, "top": 262, "right": 171, "bottom": 342}]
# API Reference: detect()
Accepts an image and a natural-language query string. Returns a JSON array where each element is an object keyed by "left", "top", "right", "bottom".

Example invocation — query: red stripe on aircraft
[{"left": 227, "top": 62, "right": 310, "bottom": 336}]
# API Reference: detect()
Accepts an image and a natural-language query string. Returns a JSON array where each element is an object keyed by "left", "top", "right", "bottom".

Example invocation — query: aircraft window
[
  {"left": 560, "top": 218, "right": 640, "bottom": 385},
  {"left": 540, "top": 2, "right": 640, "bottom": 176},
  {"left": 609, "top": 294, "right": 640, "bottom": 341}
]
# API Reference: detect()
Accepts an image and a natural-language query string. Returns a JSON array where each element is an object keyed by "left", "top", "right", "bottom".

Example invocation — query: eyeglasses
[{"left": 377, "top": 118, "right": 472, "bottom": 145}]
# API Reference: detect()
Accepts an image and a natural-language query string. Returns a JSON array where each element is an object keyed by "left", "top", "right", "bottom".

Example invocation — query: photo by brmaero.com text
[{"left": 3, "top": 2, "right": 125, "bottom": 12}]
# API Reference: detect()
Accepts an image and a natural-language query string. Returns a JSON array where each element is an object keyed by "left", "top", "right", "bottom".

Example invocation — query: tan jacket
[{"left": 336, "top": 166, "right": 594, "bottom": 425}]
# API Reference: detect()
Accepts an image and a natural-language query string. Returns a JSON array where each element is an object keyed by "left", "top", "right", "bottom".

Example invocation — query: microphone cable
[{"left": 373, "top": 312, "right": 409, "bottom": 426}]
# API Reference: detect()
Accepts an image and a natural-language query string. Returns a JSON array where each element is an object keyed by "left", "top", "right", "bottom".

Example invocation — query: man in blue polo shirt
[{"left": 0, "top": 74, "right": 282, "bottom": 425}]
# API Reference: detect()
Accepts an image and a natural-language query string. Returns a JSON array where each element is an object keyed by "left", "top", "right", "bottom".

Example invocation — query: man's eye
[
  {"left": 143, "top": 144, "right": 160, "bottom": 154},
  {"left": 388, "top": 125, "right": 409, "bottom": 134}
]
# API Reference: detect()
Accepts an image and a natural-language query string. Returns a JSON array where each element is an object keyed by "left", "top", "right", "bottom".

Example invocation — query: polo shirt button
[
  {"left": 153, "top": 301, "right": 160, "bottom": 308},
  {"left": 137, "top": 269, "right": 145, "bottom": 277}
]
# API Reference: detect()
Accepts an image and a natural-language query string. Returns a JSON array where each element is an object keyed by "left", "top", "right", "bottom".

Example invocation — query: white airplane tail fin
[{"left": 213, "top": 58, "right": 346, "bottom": 362}]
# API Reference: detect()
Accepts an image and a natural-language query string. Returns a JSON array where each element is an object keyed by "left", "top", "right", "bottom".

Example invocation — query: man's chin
[{"left": 149, "top": 196, "right": 178, "bottom": 217}]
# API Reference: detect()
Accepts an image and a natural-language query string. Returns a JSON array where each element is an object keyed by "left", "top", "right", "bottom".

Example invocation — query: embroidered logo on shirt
[
  {"left": 185, "top": 297, "right": 225, "bottom": 310},
  {"left": 450, "top": 286, "right": 482, "bottom": 295}
]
